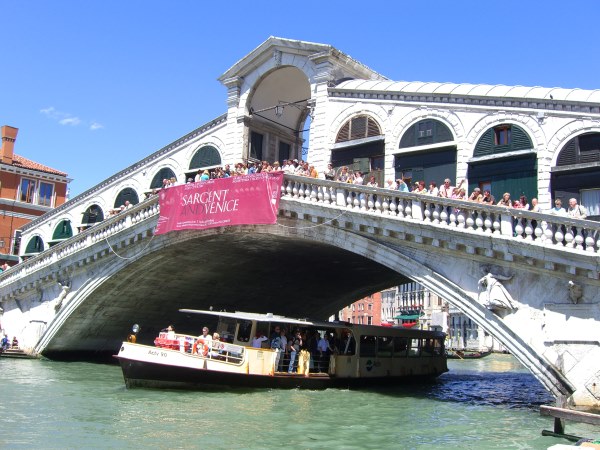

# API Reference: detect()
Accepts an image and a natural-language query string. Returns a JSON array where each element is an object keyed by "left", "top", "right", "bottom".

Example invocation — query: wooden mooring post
[{"left": 540, "top": 396, "right": 600, "bottom": 441}]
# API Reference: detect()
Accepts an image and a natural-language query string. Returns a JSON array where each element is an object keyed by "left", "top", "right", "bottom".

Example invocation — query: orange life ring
[{"left": 192, "top": 338, "right": 209, "bottom": 357}]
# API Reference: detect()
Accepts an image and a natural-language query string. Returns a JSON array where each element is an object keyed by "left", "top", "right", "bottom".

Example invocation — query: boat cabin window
[
  {"left": 408, "top": 338, "right": 421, "bottom": 357},
  {"left": 237, "top": 320, "right": 253, "bottom": 343},
  {"left": 216, "top": 317, "right": 237, "bottom": 343},
  {"left": 376, "top": 337, "right": 394, "bottom": 358},
  {"left": 359, "top": 336, "right": 377, "bottom": 357},
  {"left": 394, "top": 337, "right": 409, "bottom": 357}
]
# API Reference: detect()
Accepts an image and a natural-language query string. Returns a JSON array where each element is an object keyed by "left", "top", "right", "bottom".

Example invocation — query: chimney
[{"left": 1, "top": 125, "right": 18, "bottom": 165}]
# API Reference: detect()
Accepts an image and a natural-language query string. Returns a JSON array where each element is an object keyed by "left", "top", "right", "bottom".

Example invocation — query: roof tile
[{"left": 12, "top": 154, "right": 68, "bottom": 177}]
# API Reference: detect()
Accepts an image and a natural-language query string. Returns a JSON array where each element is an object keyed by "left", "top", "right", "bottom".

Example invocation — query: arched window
[
  {"left": 335, "top": 115, "right": 381, "bottom": 143},
  {"left": 114, "top": 188, "right": 139, "bottom": 208},
  {"left": 150, "top": 168, "right": 177, "bottom": 189},
  {"left": 556, "top": 133, "right": 600, "bottom": 166},
  {"left": 24, "top": 235, "right": 44, "bottom": 255},
  {"left": 474, "top": 124, "right": 532, "bottom": 157},
  {"left": 49, "top": 220, "right": 73, "bottom": 247},
  {"left": 82, "top": 205, "right": 104, "bottom": 225},
  {"left": 189, "top": 146, "right": 221, "bottom": 170},
  {"left": 552, "top": 132, "right": 600, "bottom": 220},
  {"left": 399, "top": 119, "right": 453, "bottom": 148},
  {"left": 469, "top": 124, "right": 536, "bottom": 203}
]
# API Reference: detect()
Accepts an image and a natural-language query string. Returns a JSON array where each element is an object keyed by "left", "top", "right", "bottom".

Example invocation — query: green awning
[{"left": 394, "top": 314, "right": 420, "bottom": 320}]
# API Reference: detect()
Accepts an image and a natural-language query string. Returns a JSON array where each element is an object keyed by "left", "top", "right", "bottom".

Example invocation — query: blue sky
[{"left": 3, "top": 1, "right": 600, "bottom": 197}]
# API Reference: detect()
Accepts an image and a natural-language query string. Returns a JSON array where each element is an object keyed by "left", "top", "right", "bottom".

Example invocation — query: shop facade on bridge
[{"left": 12, "top": 37, "right": 600, "bottom": 259}]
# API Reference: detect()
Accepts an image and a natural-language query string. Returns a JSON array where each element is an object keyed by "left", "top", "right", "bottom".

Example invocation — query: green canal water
[{"left": 0, "top": 354, "right": 597, "bottom": 449}]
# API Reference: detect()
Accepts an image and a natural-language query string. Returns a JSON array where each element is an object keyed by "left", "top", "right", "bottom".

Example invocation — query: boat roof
[
  {"left": 179, "top": 309, "right": 445, "bottom": 336},
  {"left": 179, "top": 309, "right": 347, "bottom": 329}
]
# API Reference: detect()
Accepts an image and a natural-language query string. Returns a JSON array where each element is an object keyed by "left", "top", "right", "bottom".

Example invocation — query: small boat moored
[{"left": 115, "top": 309, "right": 448, "bottom": 390}]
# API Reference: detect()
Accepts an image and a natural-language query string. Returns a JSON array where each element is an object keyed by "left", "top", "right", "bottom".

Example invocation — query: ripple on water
[{"left": 0, "top": 354, "right": 591, "bottom": 449}]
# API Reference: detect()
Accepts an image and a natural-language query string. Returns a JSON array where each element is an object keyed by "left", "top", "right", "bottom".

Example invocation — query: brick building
[
  {"left": 0, "top": 125, "right": 69, "bottom": 267},
  {"left": 339, "top": 291, "right": 382, "bottom": 325}
]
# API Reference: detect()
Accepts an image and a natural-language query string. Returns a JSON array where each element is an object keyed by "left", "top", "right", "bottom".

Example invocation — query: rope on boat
[
  {"left": 105, "top": 232, "right": 157, "bottom": 260},
  {"left": 277, "top": 211, "right": 347, "bottom": 230}
]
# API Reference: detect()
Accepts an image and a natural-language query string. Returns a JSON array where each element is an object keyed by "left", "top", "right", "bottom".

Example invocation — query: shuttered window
[
  {"left": 114, "top": 188, "right": 139, "bottom": 208},
  {"left": 556, "top": 133, "right": 600, "bottom": 166},
  {"left": 474, "top": 124, "right": 533, "bottom": 157},
  {"left": 189, "top": 146, "right": 222, "bottom": 170},
  {"left": 25, "top": 235, "right": 44, "bottom": 254},
  {"left": 399, "top": 119, "right": 453, "bottom": 148},
  {"left": 82, "top": 205, "right": 104, "bottom": 225},
  {"left": 52, "top": 220, "right": 73, "bottom": 241},
  {"left": 336, "top": 115, "right": 382, "bottom": 143},
  {"left": 150, "top": 168, "right": 177, "bottom": 189}
]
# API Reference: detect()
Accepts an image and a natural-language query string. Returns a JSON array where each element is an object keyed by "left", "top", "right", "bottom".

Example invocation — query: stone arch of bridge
[{"left": 36, "top": 219, "right": 570, "bottom": 399}]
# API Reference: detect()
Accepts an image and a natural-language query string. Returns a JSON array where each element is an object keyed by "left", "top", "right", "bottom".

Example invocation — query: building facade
[
  {"left": 339, "top": 291, "right": 382, "bottom": 326},
  {"left": 0, "top": 126, "right": 70, "bottom": 266}
]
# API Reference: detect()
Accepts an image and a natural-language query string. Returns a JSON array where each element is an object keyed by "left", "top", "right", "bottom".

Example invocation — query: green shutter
[
  {"left": 189, "top": 146, "right": 222, "bottom": 170},
  {"left": 150, "top": 168, "right": 176, "bottom": 189},
  {"left": 114, "top": 188, "right": 140, "bottom": 208},
  {"left": 25, "top": 236, "right": 44, "bottom": 254},
  {"left": 511, "top": 125, "right": 533, "bottom": 151},
  {"left": 400, "top": 120, "right": 453, "bottom": 149},
  {"left": 52, "top": 220, "right": 73, "bottom": 240},
  {"left": 474, "top": 129, "right": 495, "bottom": 157}
]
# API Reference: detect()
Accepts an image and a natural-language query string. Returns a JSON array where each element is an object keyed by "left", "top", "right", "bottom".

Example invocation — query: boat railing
[{"left": 152, "top": 332, "right": 246, "bottom": 364}]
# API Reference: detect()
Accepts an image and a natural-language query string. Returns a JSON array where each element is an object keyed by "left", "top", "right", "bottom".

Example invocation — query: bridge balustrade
[
  {"left": 281, "top": 175, "right": 600, "bottom": 253},
  {"left": 1, "top": 175, "right": 599, "bottom": 288}
]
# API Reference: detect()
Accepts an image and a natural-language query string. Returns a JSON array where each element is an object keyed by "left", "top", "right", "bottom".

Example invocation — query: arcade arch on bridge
[
  {"left": 331, "top": 114, "right": 384, "bottom": 184},
  {"left": 468, "top": 123, "right": 537, "bottom": 202},
  {"left": 49, "top": 219, "right": 73, "bottom": 247},
  {"left": 81, "top": 204, "right": 104, "bottom": 229},
  {"left": 185, "top": 145, "right": 222, "bottom": 180},
  {"left": 551, "top": 131, "right": 600, "bottom": 220},
  {"left": 394, "top": 119, "right": 456, "bottom": 187},
  {"left": 23, "top": 234, "right": 44, "bottom": 257},
  {"left": 150, "top": 167, "right": 177, "bottom": 189},
  {"left": 114, "top": 187, "right": 139, "bottom": 208}
]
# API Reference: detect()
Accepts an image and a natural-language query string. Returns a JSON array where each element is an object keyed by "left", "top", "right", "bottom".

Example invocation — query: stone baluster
[
  {"left": 423, "top": 201, "right": 432, "bottom": 222},
  {"left": 380, "top": 196, "right": 389, "bottom": 215},
  {"left": 523, "top": 219, "right": 534, "bottom": 241},
  {"left": 564, "top": 227, "right": 575, "bottom": 248},
  {"left": 456, "top": 211, "right": 466, "bottom": 228},
  {"left": 309, "top": 183, "right": 318, "bottom": 202},
  {"left": 439, "top": 205, "right": 448, "bottom": 226},
  {"left": 448, "top": 209, "right": 457, "bottom": 227},
  {"left": 374, "top": 195, "right": 382, "bottom": 214},
  {"left": 431, "top": 203, "right": 441, "bottom": 224},
  {"left": 466, "top": 210, "right": 476, "bottom": 232},
  {"left": 574, "top": 227, "right": 585, "bottom": 250},
  {"left": 585, "top": 233, "right": 596, "bottom": 253},
  {"left": 404, "top": 200, "right": 412, "bottom": 219}
]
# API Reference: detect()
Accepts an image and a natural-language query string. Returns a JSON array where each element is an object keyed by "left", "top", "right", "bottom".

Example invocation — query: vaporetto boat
[{"left": 115, "top": 309, "right": 448, "bottom": 389}]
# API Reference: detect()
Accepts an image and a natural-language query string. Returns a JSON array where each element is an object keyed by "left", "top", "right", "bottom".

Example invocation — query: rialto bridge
[
  {"left": 1, "top": 176, "right": 600, "bottom": 407},
  {"left": 1, "top": 37, "right": 600, "bottom": 407}
]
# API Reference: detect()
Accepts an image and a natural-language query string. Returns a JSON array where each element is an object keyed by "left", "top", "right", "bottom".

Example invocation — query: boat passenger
[
  {"left": 252, "top": 333, "right": 268, "bottom": 348},
  {"left": 288, "top": 331, "right": 302, "bottom": 373},
  {"left": 210, "top": 333, "right": 222, "bottom": 359}
]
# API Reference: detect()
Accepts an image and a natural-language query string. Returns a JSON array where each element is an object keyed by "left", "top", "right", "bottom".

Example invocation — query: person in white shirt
[
  {"left": 567, "top": 198, "right": 587, "bottom": 219},
  {"left": 252, "top": 333, "right": 268, "bottom": 348}
]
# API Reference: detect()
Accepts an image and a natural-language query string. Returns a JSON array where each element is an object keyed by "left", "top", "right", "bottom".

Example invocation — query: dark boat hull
[{"left": 117, "top": 356, "right": 443, "bottom": 390}]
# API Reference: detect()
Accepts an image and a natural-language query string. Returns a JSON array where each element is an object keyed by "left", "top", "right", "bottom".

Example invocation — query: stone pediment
[{"left": 218, "top": 36, "right": 386, "bottom": 85}]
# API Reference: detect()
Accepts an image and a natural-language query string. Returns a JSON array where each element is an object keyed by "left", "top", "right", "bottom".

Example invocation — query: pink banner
[{"left": 155, "top": 172, "right": 284, "bottom": 235}]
